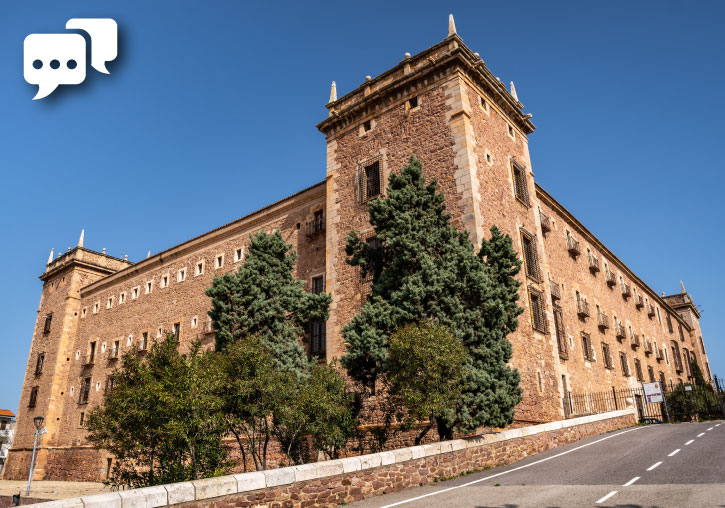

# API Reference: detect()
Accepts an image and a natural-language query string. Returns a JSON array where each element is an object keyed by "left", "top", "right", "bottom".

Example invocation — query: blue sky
[{"left": 1, "top": 1, "right": 723, "bottom": 411}]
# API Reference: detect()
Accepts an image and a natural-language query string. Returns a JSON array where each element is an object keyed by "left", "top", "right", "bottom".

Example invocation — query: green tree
[
  {"left": 386, "top": 321, "right": 467, "bottom": 445},
  {"left": 342, "top": 155, "right": 522, "bottom": 438},
  {"left": 86, "top": 334, "right": 230, "bottom": 488},
  {"left": 206, "top": 230, "right": 331, "bottom": 377}
]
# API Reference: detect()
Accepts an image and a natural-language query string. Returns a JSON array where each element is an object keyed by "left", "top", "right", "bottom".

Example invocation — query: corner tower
[{"left": 2, "top": 237, "right": 131, "bottom": 480}]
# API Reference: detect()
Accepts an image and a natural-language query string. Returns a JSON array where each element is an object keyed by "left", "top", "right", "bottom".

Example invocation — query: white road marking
[
  {"left": 685, "top": 439, "right": 694, "bottom": 445},
  {"left": 668, "top": 449, "right": 680, "bottom": 457},
  {"left": 596, "top": 491, "right": 618, "bottom": 504},
  {"left": 697, "top": 432, "right": 705, "bottom": 437},
  {"left": 623, "top": 476, "right": 640, "bottom": 486},
  {"left": 707, "top": 427, "right": 713, "bottom": 431},
  {"left": 716, "top": 424, "right": 721, "bottom": 427},
  {"left": 647, "top": 461, "right": 662, "bottom": 471},
  {"left": 377, "top": 427, "right": 644, "bottom": 508}
]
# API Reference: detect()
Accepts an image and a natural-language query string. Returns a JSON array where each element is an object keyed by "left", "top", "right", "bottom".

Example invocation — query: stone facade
[{"left": 4, "top": 23, "right": 712, "bottom": 482}]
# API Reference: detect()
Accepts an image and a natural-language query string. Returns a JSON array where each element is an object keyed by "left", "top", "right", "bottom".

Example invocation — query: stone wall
[{"left": 24, "top": 409, "right": 636, "bottom": 508}]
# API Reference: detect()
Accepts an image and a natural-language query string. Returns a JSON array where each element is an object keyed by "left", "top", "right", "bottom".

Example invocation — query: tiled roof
[{"left": 0, "top": 409, "right": 16, "bottom": 417}]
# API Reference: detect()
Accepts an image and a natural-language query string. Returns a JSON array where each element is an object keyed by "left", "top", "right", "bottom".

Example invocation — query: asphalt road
[{"left": 344, "top": 420, "right": 725, "bottom": 508}]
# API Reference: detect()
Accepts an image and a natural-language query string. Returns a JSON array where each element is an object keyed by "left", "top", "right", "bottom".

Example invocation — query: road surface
[{"left": 344, "top": 420, "right": 725, "bottom": 508}]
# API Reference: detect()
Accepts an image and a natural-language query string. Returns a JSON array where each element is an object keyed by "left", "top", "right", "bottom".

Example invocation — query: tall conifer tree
[{"left": 342, "top": 156, "right": 522, "bottom": 435}]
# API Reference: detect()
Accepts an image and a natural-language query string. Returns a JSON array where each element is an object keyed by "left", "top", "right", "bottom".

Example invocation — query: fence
[{"left": 564, "top": 375, "right": 725, "bottom": 423}]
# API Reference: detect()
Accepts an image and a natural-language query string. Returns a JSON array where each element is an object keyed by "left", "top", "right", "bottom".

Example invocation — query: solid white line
[
  {"left": 647, "top": 461, "right": 662, "bottom": 471},
  {"left": 623, "top": 476, "right": 640, "bottom": 486},
  {"left": 685, "top": 439, "right": 694, "bottom": 445},
  {"left": 697, "top": 432, "right": 705, "bottom": 437},
  {"left": 668, "top": 449, "right": 680, "bottom": 457},
  {"left": 596, "top": 490, "right": 618, "bottom": 504},
  {"left": 376, "top": 427, "right": 643, "bottom": 508},
  {"left": 707, "top": 427, "right": 713, "bottom": 431}
]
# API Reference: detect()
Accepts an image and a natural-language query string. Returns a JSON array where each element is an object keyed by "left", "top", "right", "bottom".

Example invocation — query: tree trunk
[{"left": 435, "top": 415, "right": 453, "bottom": 441}]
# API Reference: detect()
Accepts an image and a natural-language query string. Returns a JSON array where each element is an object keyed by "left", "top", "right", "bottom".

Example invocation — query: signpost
[{"left": 643, "top": 382, "right": 669, "bottom": 423}]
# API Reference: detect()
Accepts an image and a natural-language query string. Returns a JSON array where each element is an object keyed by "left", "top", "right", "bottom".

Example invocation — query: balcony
[
  {"left": 0, "top": 429, "right": 11, "bottom": 441},
  {"left": 605, "top": 268, "right": 617, "bottom": 287},
  {"left": 588, "top": 253, "right": 600, "bottom": 273},
  {"left": 566, "top": 235, "right": 581, "bottom": 256},
  {"left": 655, "top": 347, "right": 664, "bottom": 362},
  {"left": 306, "top": 217, "right": 325, "bottom": 238},
  {"left": 597, "top": 311, "right": 610, "bottom": 329},
  {"left": 646, "top": 302, "right": 656, "bottom": 318},
  {"left": 621, "top": 282, "right": 632, "bottom": 299},
  {"left": 644, "top": 340, "right": 654, "bottom": 356},
  {"left": 576, "top": 299, "right": 590, "bottom": 318},
  {"left": 539, "top": 210, "right": 551, "bottom": 234},
  {"left": 630, "top": 332, "right": 640, "bottom": 349},
  {"left": 82, "top": 355, "right": 95, "bottom": 367},
  {"left": 108, "top": 348, "right": 119, "bottom": 361},
  {"left": 634, "top": 294, "right": 644, "bottom": 309},
  {"left": 549, "top": 279, "right": 561, "bottom": 300},
  {"left": 615, "top": 322, "right": 626, "bottom": 341}
]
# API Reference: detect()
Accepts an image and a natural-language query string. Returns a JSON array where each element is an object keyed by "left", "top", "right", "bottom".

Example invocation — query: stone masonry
[{"left": 4, "top": 18, "right": 713, "bottom": 482}]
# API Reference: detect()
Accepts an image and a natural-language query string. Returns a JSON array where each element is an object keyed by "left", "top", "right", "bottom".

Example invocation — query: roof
[{"left": 0, "top": 409, "right": 15, "bottom": 417}]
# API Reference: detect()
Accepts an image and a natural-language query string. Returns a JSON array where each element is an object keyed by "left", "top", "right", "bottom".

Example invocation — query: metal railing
[
  {"left": 549, "top": 279, "right": 561, "bottom": 300},
  {"left": 615, "top": 322, "right": 626, "bottom": 340},
  {"left": 635, "top": 294, "right": 644, "bottom": 309},
  {"left": 647, "top": 303, "right": 656, "bottom": 317},
  {"left": 630, "top": 332, "right": 640, "bottom": 349},
  {"left": 306, "top": 217, "right": 326, "bottom": 237},
  {"left": 605, "top": 268, "right": 617, "bottom": 287},
  {"left": 540, "top": 210, "right": 551, "bottom": 233},
  {"left": 577, "top": 299, "right": 590, "bottom": 317},
  {"left": 597, "top": 310, "right": 610, "bottom": 329},
  {"left": 588, "top": 253, "right": 600, "bottom": 272},
  {"left": 621, "top": 282, "right": 632, "bottom": 298},
  {"left": 644, "top": 340, "right": 654, "bottom": 355},
  {"left": 566, "top": 235, "right": 581, "bottom": 256}
]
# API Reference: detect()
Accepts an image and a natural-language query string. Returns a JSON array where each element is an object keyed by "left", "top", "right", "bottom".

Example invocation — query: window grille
[
  {"left": 553, "top": 305, "right": 567, "bottom": 360},
  {"left": 311, "top": 276, "right": 325, "bottom": 295},
  {"left": 529, "top": 287, "right": 547, "bottom": 333},
  {"left": 511, "top": 160, "right": 530, "bottom": 206},
  {"left": 647, "top": 365, "right": 655, "bottom": 383},
  {"left": 310, "top": 321, "right": 326, "bottom": 356},
  {"left": 356, "top": 158, "right": 382, "bottom": 204},
  {"left": 634, "top": 359, "right": 644, "bottom": 382},
  {"left": 79, "top": 377, "right": 91, "bottom": 404},
  {"left": 581, "top": 333, "right": 594, "bottom": 361},
  {"left": 521, "top": 230, "right": 540, "bottom": 280},
  {"left": 28, "top": 386, "right": 39, "bottom": 408},
  {"left": 666, "top": 313, "right": 674, "bottom": 333},
  {"left": 620, "top": 353, "right": 630, "bottom": 377},
  {"left": 602, "top": 343, "right": 614, "bottom": 369}
]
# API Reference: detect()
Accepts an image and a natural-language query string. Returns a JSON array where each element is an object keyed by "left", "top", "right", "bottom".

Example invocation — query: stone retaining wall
[{"left": 26, "top": 409, "right": 636, "bottom": 508}]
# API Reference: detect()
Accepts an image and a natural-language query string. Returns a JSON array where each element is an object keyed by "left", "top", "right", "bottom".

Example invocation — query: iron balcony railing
[
  {"left": 630, "top": 332, "right": 640, "bottom": 349},
  {"left": 615, "top": 322, "right": 626, "bottom": 340},
  {"left": 646, "top": 302, "right": 656, "bottom": 317},
  {"left": 108, "top": 348, "right": 119, "bottom": 360},
  {"left": 549, "top": 279, "right": 561, "bottom": 300},
  {"left": 621, "top": 282, "right": 632, "bottom": 299},
  {"left": 656, "top": 347, "right": 664, "bottom": 362},
  {"left": 597, "top": 311, "right": 610, "bottom": 329},
  {"left": 306, "top": 217, "right": 326, "bottom": 237},
  {"left": 566, "top": 235, "right": 581, "bottom": 256},
  {"left": 605, "top": 268, "right": 617, "bottom": 287},
  {"left": 82, "top": 355, "right": 95, "bottom": 367},
  {"left": 577, "top": 299, "right": 590, "bottom": 317},
  {"left": 644, "top": 340, "right": 654, "bottom": 355},
  {"left": 635, "top": 294, "right": 644, "bottom": 309},
  {"left": 588, "top": 253, "right": 600, "bottom": 272},
  {"left": 540, "top": 210, "right": 551, "bottom": 233}
]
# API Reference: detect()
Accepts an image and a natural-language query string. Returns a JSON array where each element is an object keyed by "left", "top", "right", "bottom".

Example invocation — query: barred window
[
  {"left": 620, "top": 352, "right": 630, "bottom": 377},
  {"left": 79, "top": 377, "right": 91, "bottom": 404},
  {"left": 35, "top": 352, "right": 45, "bottom": 375},
  {"left": 521, "top": 230, "right": 540, "bottom": 280},
  {"left": 666, "top": 313, "right": 673, "bottom": 333},
  {"left": 43, "top": 313, "right": 52, "bottom": 334},
  {"left": 581, "top": 333, "right": 594, "bottom": 361},
  {"left": 310, "top": 321, "right": 326, "bottom": 356},
  {"left": 678, "top": 323, "right": 685, "bottom": 341},
  {"left": 634, "top": 358, "right": 644, "bottom": 381},
  {"left": 28, "top": 386, "right": 39, "bottom": 408},
  {"left": 602, "top": 343, "right": 613, "bottom": 369},
  {"left": 648, "top": 365, "right": 655, "bottom": 383},
  {"left": 511, "top": 161, "right": 530, "bottom": 206},
  {"left": 553, "top": 305, "right": 567, "bottom": 360},
  {"left": 529, "top": 287, "right": 547, "bottom": 333},
  {"left": 312, "top": 276, "right": 325, "bottom": 294},
  {"left": 357, "top": 158, "right": 382, "bottom": 204}
]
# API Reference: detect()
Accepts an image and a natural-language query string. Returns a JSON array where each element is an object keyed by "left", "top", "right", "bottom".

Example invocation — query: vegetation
[{"left": 342, "top": 156, "right": 523, "bottom": 439}]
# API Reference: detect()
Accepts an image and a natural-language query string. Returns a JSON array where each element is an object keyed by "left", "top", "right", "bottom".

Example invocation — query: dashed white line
[
  {"left": 668, "top": 449, "right": 680, "bottom": 457},
  {"left": 376, "top": 427, "right": 643, "bottom": 508},
  {"left": 647, "top": 461, "right": 662, "bottom": 471},
  {"left": 716, "top": 424, "right": 721, "bottom": 427},
  {"left": 685, "top": 439, "right": 694, "bottom": 445},
  {"left": 623, "top": 476, "right": 640, "bottom": 486},
  {"left": 596, "top": 490, "right": 618, "bottom": 504},
  {"left": 707, "top": 427, "right": 714, "bottom": 431},
  {"left": 697, "top": 432, "right": 705, "bottom": 437}
]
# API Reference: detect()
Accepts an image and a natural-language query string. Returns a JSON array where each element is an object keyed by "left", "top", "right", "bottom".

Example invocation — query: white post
[{"left": 26, "top": 429, "right": 39, "bottom": 496}]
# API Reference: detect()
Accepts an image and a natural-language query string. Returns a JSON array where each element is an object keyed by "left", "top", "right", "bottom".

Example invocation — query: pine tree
[
  {"left": 206, "top": 230, "right": 331, "bottom": 377},
  {"left": 341, "top": 156, "right": 523, "bottom": 435}
]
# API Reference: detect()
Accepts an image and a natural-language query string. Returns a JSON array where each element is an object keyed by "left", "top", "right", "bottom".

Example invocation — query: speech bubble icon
[
  {"left": 66, "top": 18, "right": 117, "bottom": 74},
  {"left": 24, "top": 33, "right": 86, "bottom": 100}
]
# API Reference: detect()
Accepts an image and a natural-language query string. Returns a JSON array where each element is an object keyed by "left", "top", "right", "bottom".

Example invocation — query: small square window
[
  {"left": 507, "top": 124, "right": 515, "bottom": 140},
  {"left": 119, "top": 292, "right": 126, "bottom": 304},
  {"left": 177, "top": 269, "right": 186, "bottom": 283},
  {"left": 93, "top": 303, "right": 99, "bottom": 314},
  {"left": 215, "top": 254, "right": 224, "bottom": 269},
  {"left": 363, "top": 120, "right": 371, "bottom": 132},
  {"left": 485, "top": 151, "right": 493, "bottom": 165},
  {"left": 132, "top": 287, "right": 139, "bottom": 299},
  {"left": 480, "top": 96, "right": 489, "bottom": 112},
  {"left": 234, "top": 248, "right": 244, "bottom": 263},
  {"left": 157, "top": 327, "right": 163, "bottom": 338},
  {"left": 195, "top": 262, "right": 204, "bottom": 276},
  {"left": 146, "top": 281, "right": 153, "bottom": 294},
  {"left": 107, "top": 297, "right": 113, "bottom": 309},
  {"left": 406, "top": 96, "right": 419, "bottom": 111},
  {"left": 192, "top": 316, "right": 198, "bottom": 328}
]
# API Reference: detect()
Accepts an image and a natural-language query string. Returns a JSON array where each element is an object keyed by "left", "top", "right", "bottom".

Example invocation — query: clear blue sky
[{"left": 1, "top": 1, "right": 723, "bottom": 411}]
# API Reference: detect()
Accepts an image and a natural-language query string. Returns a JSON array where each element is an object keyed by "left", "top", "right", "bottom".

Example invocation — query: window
[
  {"left": 507, "top": 123, "right": 515, "bottom": 140},
  {"left": 581, "top": 333, "right": 594, "bottom": 361},
  {"left": 119, "top": 292, "right": 126, "bottom": 304},
  {"left": 602, "top": 343, "right": 613, "bottom": 369},
  {"left": 132, "top": 287, "right": 139, "bottom": 300},
  {"left": 82, "top": 307, "right": 87, "bottom": 319},
  {"left": 699, "top": 335, "right": 706, "bottom": 354},
  {"left": 485, "top": 151, "right": 493, "bottom": 165},
  {"left": 634, "top": 358, "right": 644, "bottom": 381},
  {"left": 553, "top": 305, "right": 567, "bottom": 360},
  {"left": 310, "top": 321, "right": 326, "bottom": 356},
  {"left": 666, "top": 313, "right": 673, "bottom": 333},
  {"left": 140, "top": 332, "right": 148, "bottom": 351},
  {"left": 215, "top": 254, "right": 224, "bottom": 269},
  {"left": 195, "top": 262, "right": 204, "bottom": 276},
  {"left": 173, "top": 322, "right": 181, "bottom": 340},
  {"left": 311, "top": 276, "right": 325, "bottom": 294},
  {"left": 480, "top": 95, "right": 489, "bottom": 112},
  {"left": 107, "top": 297, "right": 113, "bottom": 309},
  {"left": 528, "top": 287, "right": 547, "bottom": 333},
  {"left": 521, "top": 230, "right": 540, "bottom": 280},
  {"left": 678, "top": 323, "right": 685, "bottom": 341},
  {"left": 79, "top": 377, "right": 91, "bottom": 404},
  {"left": 234, "top": 247, "right": 244, "bottom": 263},
  {"left": 620, "top": 352, "right": 630, "bottom": 376},
  {"left": 358, "top": 160, "right": 382, "bottom": 203},
  {"left": 28, "top": 386, "right": 39, "bottom": 408},
  {"left": 648, "top": 365, "right": 655, "bottom": 383},
  {"left": 104, "top": 375, "right": 114, "bottom": 393},
  {"left": 43, "top": 313, "right": 53, "bottom": 334},
  {"left": 362, "top": 119, "right": 372, "bottom": 132},
  {"left": 35, "top": 352, "right": 45, "bottom": 375},
  {"left": 87, "top": 341, "right": 96, "bottom": 364},
  {"left": 511, "top": 161, "right": 529, "bottom": 205},
  {"left": 79, "top": 412, "right": 85, "bottom": 427},
  {"left": 110, "top": 340, "right": 120, "bottom": 359},
  {"left": 191, "top": 316, "right": 198, "bottom": 328},
  {"left": 177, "top": 269, "right": 186, "bottom": 283},
  {"left": 93, "top": 302, "right": 99, "bottom": 314},
  {"left": 406, "top": 96, "right": 418, "bottom": 110},
  {"left": 146, "top": 281, "right": 153, "bottom": 294},
  {"left": 161, "top": 275, "right": 169, "bottom": 288},
  {"left": 659, "top": 371, "right": 666, "bottom": 387}
]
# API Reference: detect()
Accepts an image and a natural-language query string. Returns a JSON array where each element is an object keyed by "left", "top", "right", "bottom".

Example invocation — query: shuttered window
[
  {"left": 521, "top": 230, "right": 540, "bottom": 280},
  {"left": 602, "top": 343, "right": 613, "bottom": 369},
  {"left": 356, "top": 158, "right": 382, "bottom": 204},
  {"left": 512, "top": 161, "right": 530, "bottom": 206},
  {"left": 553, "top": 305, "right": 567, "bottom": 359},
  {"left": 582, "top": 333, "right": 594, "bottom": 361},
  {"left": 529, "top": 287, "right": 547, "bottom": 333},
  {"left": 620, "top": 352, "right": 630, "bottom": 376}
]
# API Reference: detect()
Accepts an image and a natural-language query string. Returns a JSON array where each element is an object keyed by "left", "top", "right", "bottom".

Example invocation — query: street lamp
[{"left": 26, "top": 416, "right": 45, "bottom": 496}]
